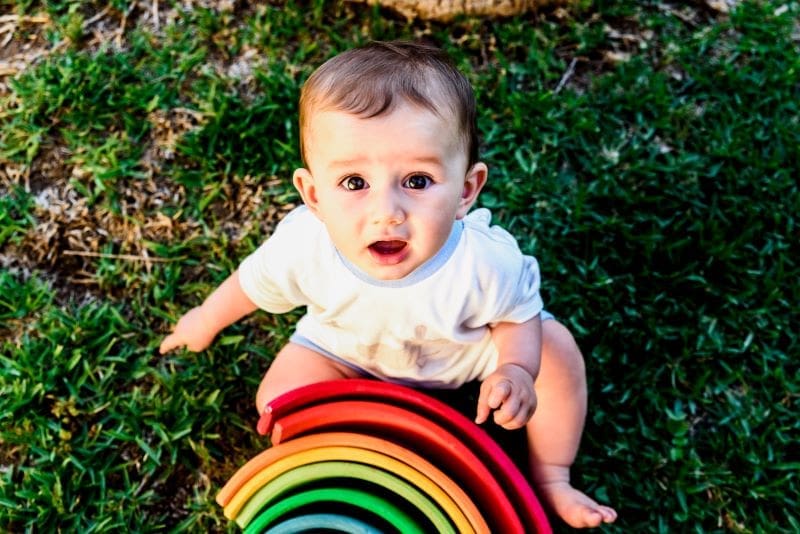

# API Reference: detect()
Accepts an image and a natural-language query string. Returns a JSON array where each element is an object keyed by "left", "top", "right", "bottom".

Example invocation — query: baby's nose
[{"left": 371, "top": 190, "right": 406, "bottom": 226}]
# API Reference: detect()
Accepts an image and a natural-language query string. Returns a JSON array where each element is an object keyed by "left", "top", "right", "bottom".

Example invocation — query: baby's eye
[
  {"left": 342, "top": 176, "right": 367, "bottom": 190},
  {"left": 403, "top": 174, "right": 432, "bottom": 189}
]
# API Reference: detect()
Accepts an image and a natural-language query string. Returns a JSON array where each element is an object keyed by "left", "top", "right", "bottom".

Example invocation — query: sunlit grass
[{"left": 1, "top": 0, "right": 798, "bottom": 531}]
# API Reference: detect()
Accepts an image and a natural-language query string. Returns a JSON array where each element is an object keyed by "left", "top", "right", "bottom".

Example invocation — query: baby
[{"left": 160, "top": 40, "right": 616, "bottom": 528}]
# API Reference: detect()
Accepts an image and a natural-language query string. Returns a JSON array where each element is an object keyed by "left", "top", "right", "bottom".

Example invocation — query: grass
[{"left": 1, "top": 0, "right": 798, "bottom": 531}]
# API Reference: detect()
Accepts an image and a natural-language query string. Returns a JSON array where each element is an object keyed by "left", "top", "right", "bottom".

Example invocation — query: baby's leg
[
  {"left": 255, "top": 342, "right": 362, "bottom": 414},
  {"left": 527, "top": 320, "right": 617, "bottom": 527}
]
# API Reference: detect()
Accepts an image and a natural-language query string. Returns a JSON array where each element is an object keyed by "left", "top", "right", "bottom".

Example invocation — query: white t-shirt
[{"left": 238, "top": 206, "right": 542, "bottom": 388}]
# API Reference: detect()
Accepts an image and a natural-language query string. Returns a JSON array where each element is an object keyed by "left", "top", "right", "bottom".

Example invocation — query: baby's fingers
[
  {"left": 159, "top": 333, "right": 184, "bottom": 354},
  {"left": 475, "top": 379, "right": 511, "bottom": 424},
  {"left": 475, "top": 402, "right": 490, "bottom": 425},
  {"left": 494, "top": 399, "right": 534, "bottom": 430},
  {"left": 487, "top": 380, "right": 511, "bottom": 409}
]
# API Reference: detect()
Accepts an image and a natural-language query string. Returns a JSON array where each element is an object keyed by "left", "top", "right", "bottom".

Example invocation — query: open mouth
[
  {"left": 368, "top": 240, "right": 408, "bottom": 264},
  {"left": 369, "top": 240, "right": 406, "bottom": 255}
]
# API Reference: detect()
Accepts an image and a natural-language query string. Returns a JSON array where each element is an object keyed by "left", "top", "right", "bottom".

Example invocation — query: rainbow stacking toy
[{"left": 216, "top": 378, "right": 552, "bottom": 533}]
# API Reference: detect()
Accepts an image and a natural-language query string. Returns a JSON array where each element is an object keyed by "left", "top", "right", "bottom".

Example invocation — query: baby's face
[{"left": 294, "top": 101, "right": 486, "bottom": 280}]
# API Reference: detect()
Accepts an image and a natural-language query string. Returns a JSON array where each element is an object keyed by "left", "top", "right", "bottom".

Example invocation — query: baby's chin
[{"left": 355, "top": 258, "right": 421, "bottom": 281}]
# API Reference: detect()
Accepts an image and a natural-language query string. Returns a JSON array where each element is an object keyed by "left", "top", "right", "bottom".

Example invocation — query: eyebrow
[
  {"left": 409, "top": 155, "right": 445, "bottom": 166},
  {"left": 328, "top": 158, "right": 366, "bottom": 170},
  {"left": 328, "top": 154, "right": 445, "bottom": 170}
]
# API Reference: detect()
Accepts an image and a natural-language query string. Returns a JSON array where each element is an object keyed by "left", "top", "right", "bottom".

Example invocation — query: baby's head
[
  {"left": 293, "top": 41, "right": 488, "bottom": 281},
  {"left": 298, "top": 40, "right": 479, "bottom": 169}
]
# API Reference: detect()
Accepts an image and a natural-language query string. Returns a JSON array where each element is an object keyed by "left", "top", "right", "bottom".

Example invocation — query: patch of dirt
[
  {"left": 142, "top": 107, "right": 205, "bottom": 172},
  {"left": 0, "top": 1, "right": 256, "bottom": 87},
  {"left": 144, "top": 462, "right": 206, "bottom": 525},
  {"left": 0, "top": 14, "right": 55, "bottom": 87},
  {"left": 1, "top": 155, "right": 290, "bottom": 308},
  {"left": 1, "top": 3, "right": 290, "bottom": 309}
]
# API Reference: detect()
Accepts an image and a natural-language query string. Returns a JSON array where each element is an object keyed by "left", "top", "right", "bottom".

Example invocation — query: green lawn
[{"left": 1, "top": 0, "right": 798, "bottom": 532}]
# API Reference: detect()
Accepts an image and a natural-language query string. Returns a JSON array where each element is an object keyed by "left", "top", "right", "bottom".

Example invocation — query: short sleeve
[
  {"left": 460, "top": 209, "right": 543, "bottom": 327},
  {"left": 238, "top": 206, "right": 317, "bottom": 313},
  {"left": 493, "top": 253, "right": 543, "bottom": 324}
]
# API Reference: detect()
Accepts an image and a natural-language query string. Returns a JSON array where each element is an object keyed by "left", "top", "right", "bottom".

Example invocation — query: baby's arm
[
  {"left": 475, "top": 315, "right": 542, "bottom": 429},
  {"left": 159, "top": 270, "right": 258, "bottom": 354}
]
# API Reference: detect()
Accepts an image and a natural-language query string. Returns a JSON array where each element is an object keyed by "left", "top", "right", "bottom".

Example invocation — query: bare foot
[{"left": 537, "top": 480, "right": 617, "bottom": 528}]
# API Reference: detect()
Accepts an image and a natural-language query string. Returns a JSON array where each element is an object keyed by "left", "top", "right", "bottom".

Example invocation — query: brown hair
[{"left": 298, "top": 40, "right": 479, "bottom": 167}]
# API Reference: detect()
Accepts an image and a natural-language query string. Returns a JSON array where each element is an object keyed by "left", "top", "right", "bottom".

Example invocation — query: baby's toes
[{"left": 596, "top": 504, "right": 618, "bottom": 523}]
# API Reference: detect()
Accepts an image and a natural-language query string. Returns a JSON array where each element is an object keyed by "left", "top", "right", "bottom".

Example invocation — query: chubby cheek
[
  {"left": 320, "top": 189, "right": 361, "bottom": 214},
  {"left": 418, "top": 211, "right": 456, "bottom": 250},
  {"left": 315, "top": 192, "right": 355, "bottom": 224},
  {"left": 322, "top": 215, "right": 362, "bottom": 254},
  {"left": 324, "top": 217, "right": 356, "bottom": 242}
]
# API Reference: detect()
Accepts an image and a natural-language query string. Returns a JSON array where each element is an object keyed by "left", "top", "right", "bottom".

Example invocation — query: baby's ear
[
  {"left": 456, "top": 162, "right": 488, "bottom": 219},
  {"left": 292, "top": 168, "right": 319, "bottom": 213}
]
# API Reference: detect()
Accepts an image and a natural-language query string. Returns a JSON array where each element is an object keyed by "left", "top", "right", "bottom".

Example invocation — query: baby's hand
[
  {"left": 475, "top": 363, "right": 537, "bottom": 430},
  {"left": 159, "top": 306, "right": 217, "bottom": 354}
]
